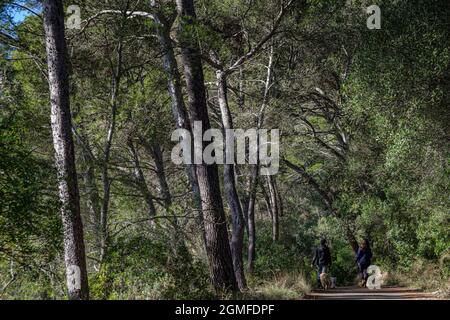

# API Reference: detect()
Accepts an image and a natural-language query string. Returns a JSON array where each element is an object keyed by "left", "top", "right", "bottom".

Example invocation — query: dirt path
[{"left": 303, "top": 286, "right": 439, "bottom": 300}]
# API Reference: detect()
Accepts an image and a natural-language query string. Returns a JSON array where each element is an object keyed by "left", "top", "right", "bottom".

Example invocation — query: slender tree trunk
[
  {"left": 216, "top": 70, "right": 247, "bottom": 290},
  {"left": 247, "top": 47, "right": 274, "bottom": 273},
  {"left": 150, "top": 6, "right": 204, "bottom": 230},
  {"left": 267, "top": 175, "right": 279, "bottom": 241},
  {"left": 175, "top": 0, "right": 237, "bottom": 292},
  {"left": 143, "top": 140, "right": 189, "bottom": 254},
  {"left": 241, "top": 179, "right": 249, "bottom": 232},
  {"left": 99, "top": 170, "right": 110, "bottom": 260},
  {"left": 99, "top": 112, "right": 114, "bottom": 260},
  {"left": 73, "top": 125, "right": 102, "bottom": 249},
  {"left": 274, "top": 178, "right": 283, "bottom": 217},
  {"left": 149, "top": 143, "right": 172, "bottom": 208},
  {"left": 43, "top": 0, "right": 89, "bottom": 300},
  {"left": 260, "top": 182, "right": 272, "bottom": 219},
  {"left": 127, "top": 138, "right": 157, "bottom": 225},
  {"left": 238, "top": 67, "right": 245, "bottom": 109},
  {"left": 79, "top": 143, "right": 101, "bottom": 248},
  {"left": 246, "top": 164, "right": 259, "bottom": 274},
  {"left": 345, "top": 225, "right": 359, "bottom": 254},
  {"left": 99, "top": 42, "right": 123, "bottom": 261}
]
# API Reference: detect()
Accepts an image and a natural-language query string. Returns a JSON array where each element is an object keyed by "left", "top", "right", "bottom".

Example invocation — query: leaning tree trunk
[
  {"left": 149, "top": 143, "right": 173, "bottom": 208},
  {"left": 43, "top": 0, "right": 89, "bottom": 300},
  {"left": 141, "top": 139, "right": 189, "bottom": 255},
  {"left": 175, "top": 0, "right": 237, "bottom": 292},
  {"left": 283, "top": 159, "right": 360, "bottom": 253},
  {"left": 127, "top": 138, "right": 157, "bottom": 226},
  {"left": 150, "top": 6, "right": 204, "bottom": 231},
  {"left": 216, "top": 70, "right": 247, "bottom": 290}
]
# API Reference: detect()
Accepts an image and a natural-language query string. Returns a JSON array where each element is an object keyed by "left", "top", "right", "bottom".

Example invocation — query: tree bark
[
  {"left": 43, "top": 0, "right": 89, "bottom": 300},
  {"left": 150, "top": 5, "right": 204, "bottom": 230},
  {"left": 175, "top": 0, "right": 237, "bottom": 292},
  {"left": 247, "top": 46, "right": 274, "bottom": 273},
  {"left": 216, "top": 70, "right": 247, "bottom": 290}
]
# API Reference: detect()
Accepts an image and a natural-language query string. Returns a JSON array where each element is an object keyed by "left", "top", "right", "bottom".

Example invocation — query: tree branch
[{"left": 226, "top": 0, "right": 293, "bottom": 74}]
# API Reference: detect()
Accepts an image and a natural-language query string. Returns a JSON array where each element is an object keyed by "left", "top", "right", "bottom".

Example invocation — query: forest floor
[{"left": 303, "top": 286, "right": 440, "bottom": 300}]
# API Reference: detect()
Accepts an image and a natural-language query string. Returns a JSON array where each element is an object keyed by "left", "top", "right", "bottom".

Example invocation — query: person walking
[
  {"left": 312, "top": 238, "right": 332, "bottom": 289},
  {"left": 356, "top": 238, "right": 373, "bottom": 287}
]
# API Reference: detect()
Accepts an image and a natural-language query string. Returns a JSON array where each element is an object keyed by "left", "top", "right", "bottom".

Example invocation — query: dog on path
[{"left": 320, "top": 272, "right": 331, "bottom": 290}]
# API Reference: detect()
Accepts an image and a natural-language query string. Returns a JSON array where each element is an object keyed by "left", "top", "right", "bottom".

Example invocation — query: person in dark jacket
[
  {"left": 312, "top": 238, "right": 332, "bottom": 288},
  {"left": 356, "top": 238, "right": 373, "bottom": 286}
]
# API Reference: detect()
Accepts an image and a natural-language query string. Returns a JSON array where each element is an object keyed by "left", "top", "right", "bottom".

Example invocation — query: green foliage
[
  {"left": 339, "top": 0, "right": 450, "bottom": 270},
  {"left": 89, "top": 234, "right": 214, "bottom": 300},
  {"left": 0, "top": 85, "right": 61, "bottom": 275},
  {"left": 1, "top": 0, "right": 448, "bottom": 299}
]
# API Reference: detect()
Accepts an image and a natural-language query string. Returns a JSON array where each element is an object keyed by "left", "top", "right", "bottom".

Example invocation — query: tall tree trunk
[
  {"left": 175, "top": 0, "right": 237, "bottom": 292},
  {"left": 216, "top": 70, "right": 247, "bottom": 290},
  {"left": 267, "top": 175, "right": 279, "bottom": 241},
  {"left": 150, "top": 5, "right": 204, "bottom": 231},
  {"left": 247, "top": 46, "right": 274, "bottom": 273},
  {"left": 246, "top": 164, "right": 258, "bottom": 274},
  {"left": 99, "top": 168, "right": 110, "bottom": 261},
  {"left": 43, "top": 0, "right": 89, "bottom": 300},
  {"left": 99, "top": 42, "right": 123, "bottom": 261},
  {"left": 99, "top": 101, "right": 114, "bottom": 261}
]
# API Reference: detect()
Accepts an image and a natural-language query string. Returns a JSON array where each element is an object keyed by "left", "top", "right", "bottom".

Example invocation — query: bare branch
[{"left": 226, "top": 0, "right": 293, "bottom": 74}]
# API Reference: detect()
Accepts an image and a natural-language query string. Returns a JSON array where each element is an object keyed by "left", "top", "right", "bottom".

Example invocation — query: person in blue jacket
[
  {"left": 356, "top": 238, "right": 373, "bottom": 286},
  {"left": 312, "top": 238, "right": 332, "bottom": 288}
]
